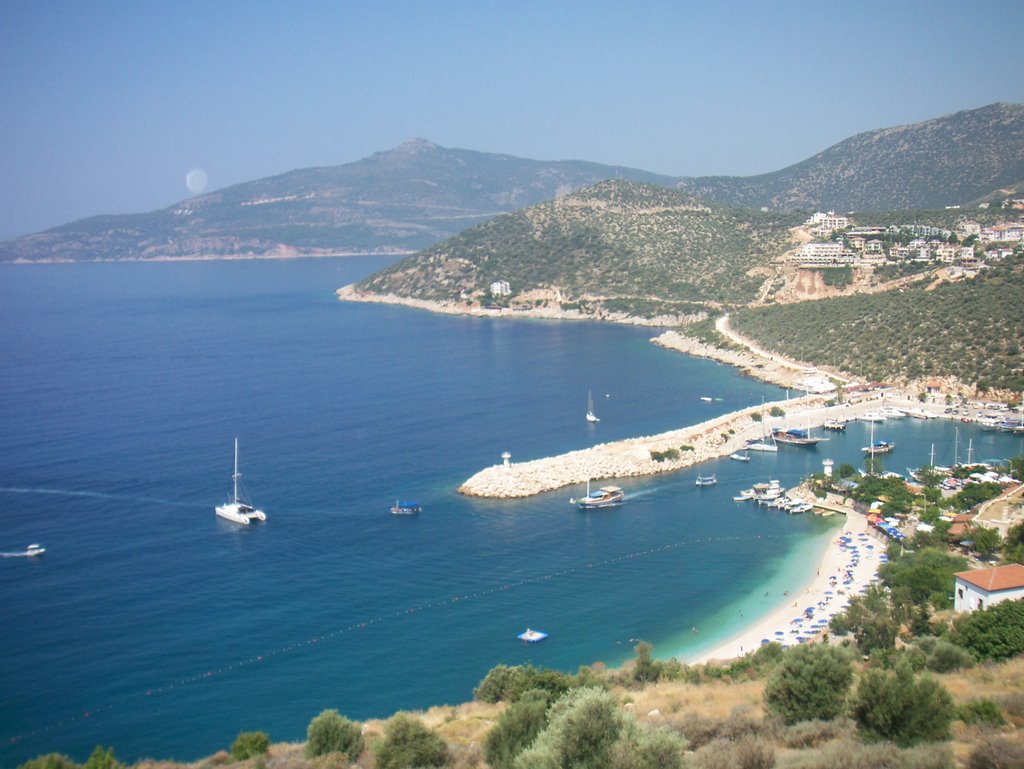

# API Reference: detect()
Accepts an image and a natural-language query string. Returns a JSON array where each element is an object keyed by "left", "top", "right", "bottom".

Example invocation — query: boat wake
[{"left": 0, "top": 485, "right": 203, "bottom": 509}]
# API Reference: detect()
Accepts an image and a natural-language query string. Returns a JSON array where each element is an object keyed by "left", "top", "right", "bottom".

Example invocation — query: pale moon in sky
[{"left": 185, "top": 169, "right": 208, "bottom": 194}]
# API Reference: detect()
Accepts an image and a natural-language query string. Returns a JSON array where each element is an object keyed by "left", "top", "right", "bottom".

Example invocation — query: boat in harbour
[
  {"left": 390, "top": 500, "right": 421, "bottom": 515},
  {"left": 860, "top": 410, "right": 886, "bottom": 422},
  {"left": 823, "top": 418, "right": 847, "bottom": 430},
  {"left": 575, "top": 482, "right": 625, "bottom": 509},
  {"left": 862, "top": 440, "right": 895, "bottom": 455},
  {"left": 215, "top": 438, "right": 267, "bottom": 525},
  {"left": 729, "top": 450, "right": 750, "bottom": 462},
  {"left": 771, "top": 427, "right": 825, "bottom": 447},
  {"left": 695, "top": 473, "right": 717, "bottom": 487},
  {"left": 586, "top": 390, "right": 600, "bottom": 423}
]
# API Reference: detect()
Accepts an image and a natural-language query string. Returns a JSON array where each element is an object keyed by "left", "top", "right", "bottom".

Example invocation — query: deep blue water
[{"left": 1, "top": 259, "right": 1022, "bottom": 766}]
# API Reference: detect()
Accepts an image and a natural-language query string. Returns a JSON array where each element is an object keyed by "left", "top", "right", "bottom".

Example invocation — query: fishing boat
[
  {"left": 215, "top": 438, "right": 267, "bottom": 525},
  {"left": 575, "top": 482, "right": 624, "bottom": 509},
  {"left": 390, "top": 500, "right": 421, "bottom": 515},
  {"left": 695, "top": 473, "right": 717, "bottom": 487},
  {"left": 729, "top": 450, "right": 750, "bottom": 462},
  {"left": 823, "top": 418, "right": 847, "bottom": 430},
  {"left": 517, "top": 628, "right": 548, "bottom": 643},
  {"left": 586, "top": 390, "right": 600, "bottom": 423},
  {"left": 733, "top": 488, "right": 756, "bottom": 501}
]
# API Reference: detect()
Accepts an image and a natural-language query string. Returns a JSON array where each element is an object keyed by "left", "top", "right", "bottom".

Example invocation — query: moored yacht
[{"left": 215, "top": 439, "right": 267, "bottom": 525}]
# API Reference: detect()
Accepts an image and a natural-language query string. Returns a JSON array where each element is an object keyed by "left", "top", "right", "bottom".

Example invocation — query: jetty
[{"left": 459, "top": 395, "right": 827, "bottom": 498}]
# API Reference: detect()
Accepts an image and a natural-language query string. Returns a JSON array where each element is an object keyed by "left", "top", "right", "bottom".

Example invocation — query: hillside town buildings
[{"left": 790, "top": 212, "right": 1024, "bottom": 268}]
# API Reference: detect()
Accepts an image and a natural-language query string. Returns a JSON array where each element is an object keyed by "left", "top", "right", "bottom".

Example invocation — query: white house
[
  {"left": 954, "top": 563, "right": 1024, "bottom": 613},
  {"left": 489, "top": 280, "right": 511, "bottom": 297}
]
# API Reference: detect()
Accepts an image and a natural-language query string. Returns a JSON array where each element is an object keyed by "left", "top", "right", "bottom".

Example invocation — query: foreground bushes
[{"left": 305, "top": 709, "right": 363, "bottom": 759}]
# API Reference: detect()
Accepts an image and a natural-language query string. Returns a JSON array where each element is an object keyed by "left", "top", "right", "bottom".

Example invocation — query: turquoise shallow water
[{"left": 1, "top": 258, "right": 1021, "bottom": 766}]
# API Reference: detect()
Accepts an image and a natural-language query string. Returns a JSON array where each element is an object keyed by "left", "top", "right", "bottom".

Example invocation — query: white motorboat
[{"left": 215, "top": 438, "right": 267, "bottom": 525}]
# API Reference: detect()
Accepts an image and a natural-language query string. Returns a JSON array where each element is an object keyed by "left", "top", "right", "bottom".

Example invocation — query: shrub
[
  {"left": 609, "top": 726, "right": 687, "bottom": 769},
  {"left": 782, "top": 718, "right": 854, "bottom": 749},
  {"left": 16, "top": 755, "right": 78, "bottom": 769},
  {"left": 305, "top": 709, "right": 364, "bottom": 759},
  {"left": 778, "top": 739, "right": 953, "bottom": 769},
  {"left": 958, "top": 699, "right": 1006, "bottom": 727},
  {"left": 375, "top": 713, "right": 447, "bottom": 769},
  {"left": 484, "top": 689, "right": 550, "bottom": 769},
  {"left": 691, "top": 736, "right": 774, "bottom": 769},
  {"left": 923, "top": 638, "right": 975, "bottom": 672},
  {"left": 763, "top": 644, "right": 853, "bottom": 724},
  {"left": 231, "top": 732, "right": 270, "bottom": 760},
  {"left": 952, "top": 599, "right": 1024, "bottom": 661},
  {"left": 513, "top": 687, "right": 625, "bottom": 769},
  {"left": 967, "top": 737, "right": 1024, "bottom": 769},
  {"left": 633, "top": 641, "right": 660, "bottom": 684},
  {"left": 852, "top": 663, "right": 954, "bottom": 746},
  {"left": 474, "top": 663, "right": 575, "bottom": 703}
]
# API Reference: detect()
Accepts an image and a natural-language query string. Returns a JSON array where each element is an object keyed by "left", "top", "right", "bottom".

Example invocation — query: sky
[{"left": 1, "top": 0, "right": 1023, "bottom": 241}]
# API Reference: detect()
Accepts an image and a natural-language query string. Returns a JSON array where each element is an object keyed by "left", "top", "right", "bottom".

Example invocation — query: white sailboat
[
  {"left": 215, "top": 438, "right": 267, "bottom": 525},
  {"left": 586, "top": 391, "right": 600, "bottom": 423}
]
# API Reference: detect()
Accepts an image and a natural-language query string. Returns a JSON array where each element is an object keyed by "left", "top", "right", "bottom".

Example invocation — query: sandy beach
[{"left": 687, "top": 508, "right": 886, "bottom": 663}]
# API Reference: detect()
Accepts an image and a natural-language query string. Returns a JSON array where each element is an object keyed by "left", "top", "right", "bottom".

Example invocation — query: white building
[
  {"left": 806, "top": 210, "right": 850, "bottom": 237},
  {"left": 792, "top": 241, "right": 856, "bottom": 266},
  {"left": 489, "top": 280, "right": 511, "bottom": 297},
  {"left": 954, "top": 563, "right": 1024, "bottom": 613}
]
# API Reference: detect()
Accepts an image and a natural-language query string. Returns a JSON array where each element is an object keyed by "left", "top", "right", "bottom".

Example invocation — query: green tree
[
  {"left": 82, "top": 748, "right": 119, "bottom": 769},
  {"left": 769, "top": 406, "right": 785, "bottom": 417},
  {"left": 852, "top": 663, "right": 954, "bottom": 746},
  {"left": 632, "top": 640, "right": 660, "bottom": 684},
  {"left": 484, "top": 690, "right": 550, "bottom": 769},
  {"left": 880, "top": 548, "right": 967, "bottom": 609},
  {"left": 837, "top": 462, "right": 857, "bottom": 479},
  {"left": 831, "top": 584, "right": 898, "bottom": 653},
  {"left": 970, "top": 526, "right": 1002, "bottom": 558},
  {"left": 763, "top": 644, "right": 854, "bottom": 724},
  {"left": 952, "top": 599, "right": 1024, "bottom": 661},
  {"left": 231, "top": 732, "right": 270, "bottom": 760},
  {"left": 375, "top": 713, "right": 447, "bottom": 769},
  {"left": 305, "top": 709, "right": 364, "bottom": 759}
]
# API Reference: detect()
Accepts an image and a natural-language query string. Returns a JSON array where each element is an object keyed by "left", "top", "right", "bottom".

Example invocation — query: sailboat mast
[{"left": 232, "top": 437, "right": 240, "bottom": 505}]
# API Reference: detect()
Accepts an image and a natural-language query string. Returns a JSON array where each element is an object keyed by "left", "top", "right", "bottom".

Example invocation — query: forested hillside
[
  {"left": 357, "top": 180, "right": 802, "bottom": 313},
  {"left": 730, "top": 256, "right": 1024, "bottom": 393}
]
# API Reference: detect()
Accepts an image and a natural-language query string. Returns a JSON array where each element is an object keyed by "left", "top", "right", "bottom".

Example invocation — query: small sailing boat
[
  {"left": 215, "top": 438, "right": 267, "bottom": 525},
  {"left": 586, "top": 391, "right": 600, "bottom": 423}
]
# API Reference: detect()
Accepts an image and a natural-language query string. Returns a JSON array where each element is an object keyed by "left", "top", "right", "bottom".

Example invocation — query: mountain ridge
[{"left": 2, "top": 102, "right": 1022, "bottom": 262}]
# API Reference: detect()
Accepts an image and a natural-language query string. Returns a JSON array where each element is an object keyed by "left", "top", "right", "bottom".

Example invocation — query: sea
[{"left": 1, "top": 257, "right": 1022, "bottom": 767}]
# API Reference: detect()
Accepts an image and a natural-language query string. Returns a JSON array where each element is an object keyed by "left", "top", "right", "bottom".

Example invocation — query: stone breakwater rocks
[{"left": 458, "top": 395, "right": 830, "bottom": 498}]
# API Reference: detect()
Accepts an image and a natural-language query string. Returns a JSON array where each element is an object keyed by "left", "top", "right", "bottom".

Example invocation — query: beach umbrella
[
  {"left": 774, "top": 630, "right": 785, "bottom": 636},
  {"left": 761, "top": 639, "right": 771, "bottom": 645},
  {"left": 824, "top": 590, "right": 834, "bottom": 595}
]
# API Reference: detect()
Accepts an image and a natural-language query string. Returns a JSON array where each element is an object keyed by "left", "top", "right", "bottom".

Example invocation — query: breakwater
[{"left": 458, "top": 394, "right": 834, "bottom": 498}]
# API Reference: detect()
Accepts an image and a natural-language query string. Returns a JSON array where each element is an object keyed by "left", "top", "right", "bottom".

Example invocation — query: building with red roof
[{"left": 954, "top": 563, "right": 1024, "bottom": 613}]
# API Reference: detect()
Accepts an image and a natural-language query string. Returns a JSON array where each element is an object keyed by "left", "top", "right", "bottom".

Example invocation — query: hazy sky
[{"left": 1, "top": 0, "right": 1022, "bottom": 240}]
